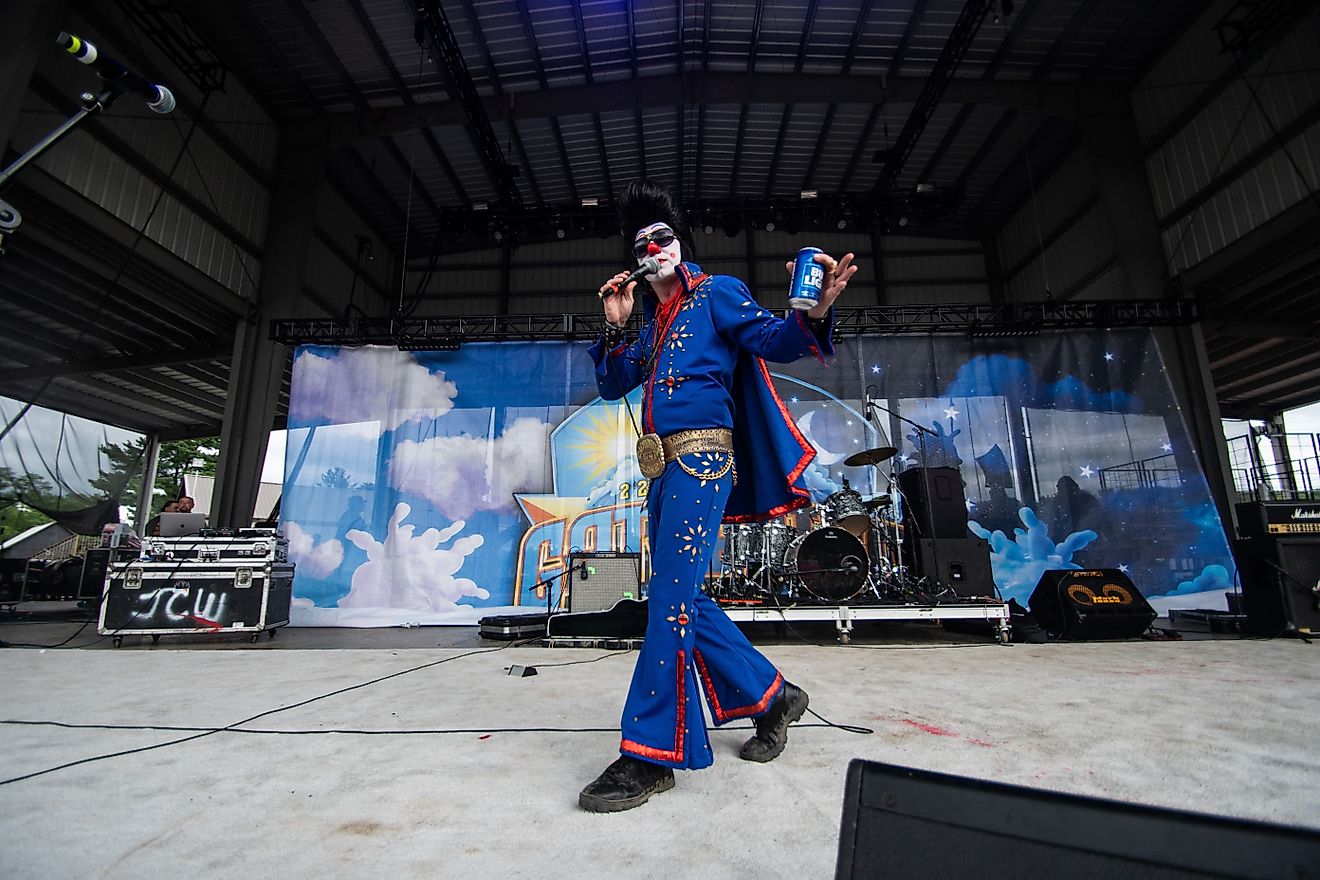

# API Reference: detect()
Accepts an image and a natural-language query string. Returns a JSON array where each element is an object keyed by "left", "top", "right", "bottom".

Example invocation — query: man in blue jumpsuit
[{"left": 579, "top": 180, "right": 858, "bottom": 812}]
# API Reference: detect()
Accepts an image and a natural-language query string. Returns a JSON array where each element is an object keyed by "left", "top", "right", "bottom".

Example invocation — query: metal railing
[
  {"left": 1227, "top": 431, "right": 1320, "bottom": 501},
  {"left": 1099, "top": 453, "right": 1183, "bottom": 491}
]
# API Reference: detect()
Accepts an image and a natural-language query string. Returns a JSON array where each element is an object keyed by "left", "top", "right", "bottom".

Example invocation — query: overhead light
[
  {"left": 898, "top": 216, "right": 909, "bottom": 227},
  {"left": 765, "top": 221, "right": 776, "bottom": 232},
  {"left": 580, "top": 197, "right": 598, "bottom": 207},
  {"left": 704, "top": 224, "right": 714, "bottom": 235},
  {"left": 493, "top": 229, "right": 504, "bottom": 241},
  {"left": 473, "top": 201, "right": 489, "bottom": 211},
  {"left": 800, "top": 189, "right": 818, "bottom": 199},
  {"left": 556, "top": 228, "right": 566, "bottom": 239},
  {"left": 836, "top": 218, "right": 847, "bottom": 230},
  {"left": 915, "top": 183, "right": 935, "bottom": 194}
]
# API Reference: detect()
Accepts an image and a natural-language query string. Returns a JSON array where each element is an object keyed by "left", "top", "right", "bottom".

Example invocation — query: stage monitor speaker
[
  {"left": 836, "top": 759, "right": 1320, "bottom": 879},
  {"left": 911, "top": 537, "right": 994, "bottom": 598},
  {"left": 1235, "top": 537, "right": 1320, "bottom": 636},
  {"left": 897, "top": 467, "right": 968, "bottom": 539},
  {"left": 1028, "top": 569, "right": 1155, "bottom": 640},
  {"left": 566, "top": 552, "right": 642, "bottom": 613}
]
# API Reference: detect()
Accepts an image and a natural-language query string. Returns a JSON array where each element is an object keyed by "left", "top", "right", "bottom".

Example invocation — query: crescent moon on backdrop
[{"left": 797, "top": 409, "right": 846, "bottom": 466}]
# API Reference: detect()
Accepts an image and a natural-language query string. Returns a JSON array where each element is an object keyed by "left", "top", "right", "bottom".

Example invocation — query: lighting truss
[{"left": 271, "top": 300, "right": 1198, "bottom": 347}]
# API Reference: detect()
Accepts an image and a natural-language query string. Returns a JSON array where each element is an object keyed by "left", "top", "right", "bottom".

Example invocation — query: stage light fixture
[
  {"left": 837, "top": 218, "right": 847, "bottom": 230},
  {"left": 473, "top": 201, "right": 489, "bottom": 211},
  {"left": 704, "top": 224, "right": 714, "bottom": 235},
  {"left": 493, "top": 229, "right": 504, "bottom": 241},
  {"left": 580, "top": 197, "right": 598, "bottom": 207},
  {"left": 800, "top": 189, "right": 818, "bottom": 199},
  {"left": 765, "top": 221, "right": 776, "bottom": 232},
  {"left": 556, "top": 228, "right": 566, "bottom": 239},
  {"left": 898, "top": 216, "right": 909, "bottom": 227}
]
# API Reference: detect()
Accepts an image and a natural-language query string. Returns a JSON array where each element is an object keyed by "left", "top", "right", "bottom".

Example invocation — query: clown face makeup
[{"left": 634, "top": 222, "right": 682, "bottom": 282}]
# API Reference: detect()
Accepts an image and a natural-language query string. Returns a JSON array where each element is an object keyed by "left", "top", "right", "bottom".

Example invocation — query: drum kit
[{"left": 713, "top": 442, "right": 934, "bottom": 606}]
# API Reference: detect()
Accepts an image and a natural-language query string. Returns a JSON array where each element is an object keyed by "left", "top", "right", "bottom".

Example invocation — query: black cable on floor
[
  {"left": 0, "top": 637, "right": 538, "bottom": 786},
  {"left": 0, "top": 718, "right": 869, "bottom": 737}
]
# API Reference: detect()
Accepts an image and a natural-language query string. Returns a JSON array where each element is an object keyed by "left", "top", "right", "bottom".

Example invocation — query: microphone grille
[{"left": 148, "top": 86, "right": 177, "bottom": 114}]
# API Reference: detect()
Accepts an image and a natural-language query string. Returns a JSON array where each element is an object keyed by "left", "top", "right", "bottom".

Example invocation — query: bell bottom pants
[{"left": 619, "top": 451, "right": 784, "bottom": 770}]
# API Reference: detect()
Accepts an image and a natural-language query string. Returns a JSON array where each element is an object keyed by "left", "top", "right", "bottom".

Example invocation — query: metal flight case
[{"left": 98, "top": 532, "right": 294, "bottom": 646}]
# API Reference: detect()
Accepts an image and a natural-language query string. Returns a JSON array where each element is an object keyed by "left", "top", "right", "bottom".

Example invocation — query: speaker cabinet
[
  {"left": 1236, "top": 537, "right": 1320, "bottom": 636},
  {"left": 565, "top": 552, "right": 642, "bottom": 613},
  {"left": 1028, "top": 569, "right": 1155, "bottom": 640},
  {"left": 836, "top": 759, "right": 1320, "bottom": 879},
  {"left": 897, "top": 467, "right": 968, "bottom": 539},
  {"left": 911, "top": 537, "right": 994, "bottom": 598}
]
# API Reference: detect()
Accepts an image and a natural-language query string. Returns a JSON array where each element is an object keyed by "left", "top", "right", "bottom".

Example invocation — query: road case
[{"left": 98, "top": 558, "right": 293, "bottom": 646}]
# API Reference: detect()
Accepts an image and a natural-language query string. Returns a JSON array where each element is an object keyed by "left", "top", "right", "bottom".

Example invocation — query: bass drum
[{"left": 784, "top": 526, "right": 868, "bottom": 603}]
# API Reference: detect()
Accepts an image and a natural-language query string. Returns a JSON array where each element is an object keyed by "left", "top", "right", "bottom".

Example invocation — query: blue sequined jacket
[{"left": 588, "top": 261, "right": 834, "bottom": 522}]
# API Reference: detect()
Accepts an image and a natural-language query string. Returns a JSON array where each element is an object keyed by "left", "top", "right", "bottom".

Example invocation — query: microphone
[
  {"left": 601, "top": 257, "right": 661, "bottom": 298},
  {"left": 57, "top": 32, "right": 176, "bottom": 114}
]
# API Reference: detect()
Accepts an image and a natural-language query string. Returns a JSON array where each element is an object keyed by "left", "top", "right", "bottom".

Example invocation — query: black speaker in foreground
[
  {"left": 1029, "top": 568, "right": 1156, "bottom": 640},
  {"left": 836, "top": 759, "right": 1320, "bottom": 880}
]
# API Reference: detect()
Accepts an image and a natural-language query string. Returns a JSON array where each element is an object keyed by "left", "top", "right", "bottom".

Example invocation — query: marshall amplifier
[
  {"left": 1236, "top": 501, "right": 1320, "bottom": 537},
  {"left": 1028, "top": 569, "right": 1156, "bottom": 640},
  {"left": 565, "top": 552, "right": 643, "bottom": 613},
  {"left": 98, "top": 559, "right": 293, "bottom": 645}
]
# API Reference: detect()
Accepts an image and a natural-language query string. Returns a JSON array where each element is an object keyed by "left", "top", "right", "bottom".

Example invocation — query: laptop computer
[{"left": 157, "top": 512, "right": 207, "bottom": 537}]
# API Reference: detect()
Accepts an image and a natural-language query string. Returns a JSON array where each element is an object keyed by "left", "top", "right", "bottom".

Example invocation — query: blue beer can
[{"left": 788, "top": 246, "right": 825, "bottom": 310}]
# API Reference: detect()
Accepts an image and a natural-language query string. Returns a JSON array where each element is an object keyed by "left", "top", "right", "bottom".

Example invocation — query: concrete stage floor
[{"left": 1, "top": 614, "right": 1318, "bottom": 878}]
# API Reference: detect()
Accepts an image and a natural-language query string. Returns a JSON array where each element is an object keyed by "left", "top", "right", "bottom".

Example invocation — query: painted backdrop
[{"left": 281, "top": 332, "right": 1234, "bottom": 626}]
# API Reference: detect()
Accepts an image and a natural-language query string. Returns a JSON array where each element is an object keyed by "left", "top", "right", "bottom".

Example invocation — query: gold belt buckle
[{"left": 636, "top": 433, "right": 665, "bottom": 479}]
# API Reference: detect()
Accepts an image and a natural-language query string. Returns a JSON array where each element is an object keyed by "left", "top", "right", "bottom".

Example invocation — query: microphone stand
[
  {"left": 531, "top": 562, "right": 585, "bottom": 616},
  {"left": 863, "top": 398, "right": 947, "bottom": 601},
  {"left": 0, "top": 84, "right": 128, "bottom": 257}
]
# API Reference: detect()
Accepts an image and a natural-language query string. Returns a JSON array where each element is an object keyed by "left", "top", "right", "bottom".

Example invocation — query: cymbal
[{"left": 844, "top": 446, "right": 898, "bottom": 467}]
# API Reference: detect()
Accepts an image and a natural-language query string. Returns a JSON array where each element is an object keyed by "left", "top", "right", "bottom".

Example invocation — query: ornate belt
[
  {"left": 637, "top": 428, "right": 735, "bottom": 481},
  {"left": 661, "top": 428, "right": 733, "bottom": 461}
]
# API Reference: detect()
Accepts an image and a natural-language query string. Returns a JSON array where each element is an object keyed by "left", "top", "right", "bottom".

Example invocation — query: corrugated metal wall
[
  {"left": 402, "top": 229, "right": 989, "bottom": 316},
  {"left": 994, "top": 149, "right": 1120, "bottom": 301},
  {"left": 1135, "top": 4, "right": 1320, "bottom": 272},
  {"left": 306, "top": 186, "right": 395, "bottom": 317},
  {"left": 16, "top": 7, "right": 277, "bottom": 299}
]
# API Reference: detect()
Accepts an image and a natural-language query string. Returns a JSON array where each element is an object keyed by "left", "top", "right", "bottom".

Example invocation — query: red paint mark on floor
[
  {"left": 901, "top": 719, "right": 958, "bottom": 738},
  {"left": 478, "top": 734, "right": 492, "bottom": 740},
  {"left": 897, "top": 718, "right": 994, "bottom": 747}
]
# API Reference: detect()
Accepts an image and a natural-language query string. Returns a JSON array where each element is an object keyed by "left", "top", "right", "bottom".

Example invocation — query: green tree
[
  {"left": 91, "top": 437, "right": 220, "bottom": 524},
  {"left": 317, "top": 466, "right": 352, "bottom": 489},
  {"left": 0, "top": 466, "right": 57, "bottom": 542}
]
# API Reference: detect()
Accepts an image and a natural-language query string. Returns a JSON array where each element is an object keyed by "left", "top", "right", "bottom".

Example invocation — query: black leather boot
[
  {"left": 739, "top": 681, "right": 809, "bottom": 762},
  {"left": 579, "top": 755, "right": 676, "bottom": 813}
]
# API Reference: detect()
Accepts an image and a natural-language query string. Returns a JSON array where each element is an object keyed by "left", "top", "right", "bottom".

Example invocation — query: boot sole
[
  {"left": 578, "top": 772, "right": 676, "bottom": 813},
  {"left": 739, "top": 688, "right": 809, "bottom": 763}
]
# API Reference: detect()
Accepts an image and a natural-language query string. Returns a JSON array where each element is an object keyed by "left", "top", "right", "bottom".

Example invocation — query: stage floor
[{"left": 1, "top": 612, "right": 1317, "bottom": 878}]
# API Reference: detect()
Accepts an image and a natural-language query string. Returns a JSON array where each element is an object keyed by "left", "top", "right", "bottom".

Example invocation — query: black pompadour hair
[{"left": 616, "top": 179, "right": 693, "bottom": 264}]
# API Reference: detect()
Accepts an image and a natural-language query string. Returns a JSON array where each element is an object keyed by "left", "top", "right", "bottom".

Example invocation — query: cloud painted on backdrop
[
  {"left": 390, "top": 416, "right": 553, "bottom": 519},
  {"left": 340, "top": 503, "right": 489, "bottom": 612},
  {"left": 288, "top": 346, "right": 458, "bottom": 433},
  {"left": 284, "top": 521, "right": 345, "bottom": 578},
  {"left": 941, "top": 354, "right": 1139, "bottom": 411}
]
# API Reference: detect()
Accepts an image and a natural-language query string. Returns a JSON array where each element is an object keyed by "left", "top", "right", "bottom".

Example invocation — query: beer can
[{"left": 788, "top": 246, "right": 825, "bottom": 310}]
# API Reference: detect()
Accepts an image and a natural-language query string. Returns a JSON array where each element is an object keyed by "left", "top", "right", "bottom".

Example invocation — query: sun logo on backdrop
[{"left": 562, "top": 401, "right": 638, "bottom": 485}]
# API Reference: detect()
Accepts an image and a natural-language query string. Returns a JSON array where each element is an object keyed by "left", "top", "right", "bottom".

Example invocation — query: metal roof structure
[{"left": 1, "top": 0, "right": 1317, "bottom": 438}]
